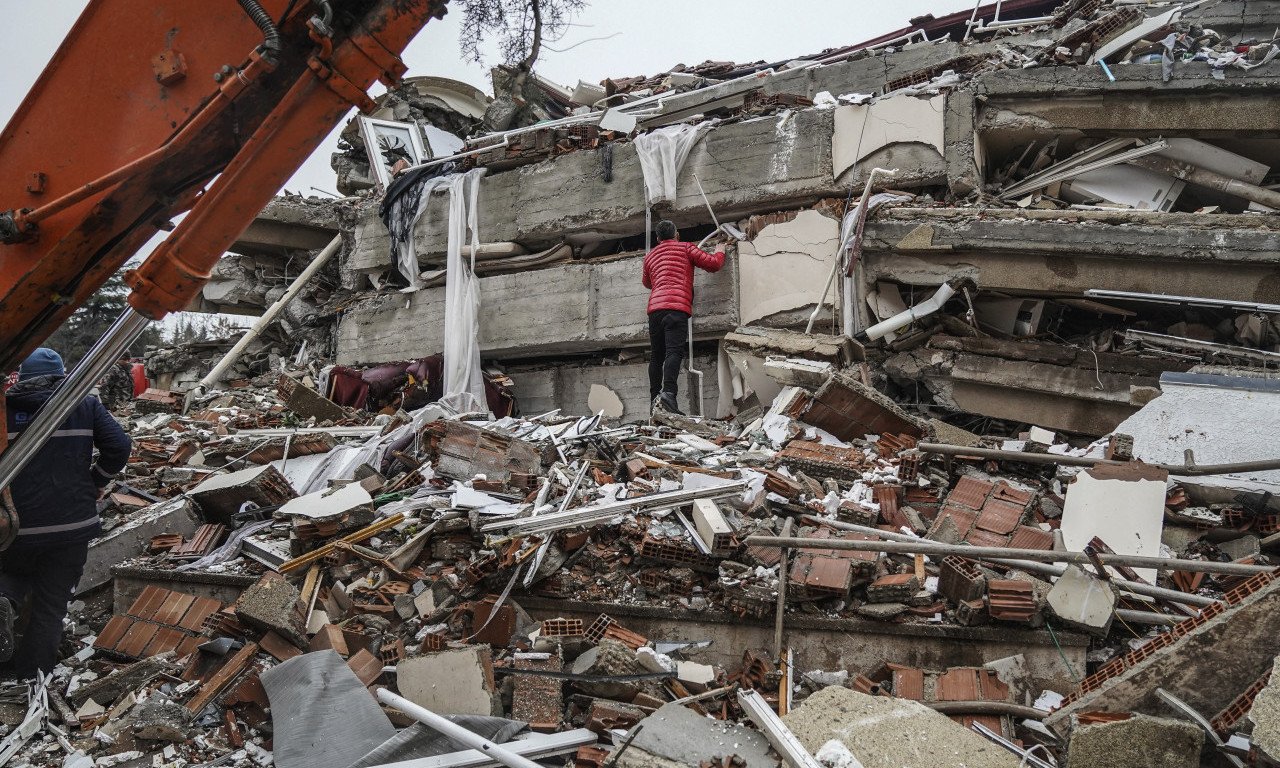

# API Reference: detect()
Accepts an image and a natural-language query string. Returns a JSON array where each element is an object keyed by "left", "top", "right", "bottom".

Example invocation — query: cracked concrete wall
[
  {"left": 832, "top": 95, "right": 948, "bottom": 188},
  {"left": 737, "top": 209, "right": 841, "bottom": 327},
  {"left": 334, "top": 253, "right": 739, "bottom": 365}
]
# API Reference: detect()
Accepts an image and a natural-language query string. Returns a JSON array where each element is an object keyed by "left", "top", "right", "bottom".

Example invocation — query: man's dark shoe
[
  {"left": 0, "top": 599, "right": 14, "bottom": 664},
  {"left": 658, "top": 391, "right": 684, "bottom": 416}
]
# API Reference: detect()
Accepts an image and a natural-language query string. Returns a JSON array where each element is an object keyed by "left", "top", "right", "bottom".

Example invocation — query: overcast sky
[{"left": 0, "top": 0, "right": 964, "bottom": 197}]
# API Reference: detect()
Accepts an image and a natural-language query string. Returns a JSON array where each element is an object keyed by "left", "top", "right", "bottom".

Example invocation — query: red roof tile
[{"left": 947, "top": 477, "right": 995, "bottom": 510}]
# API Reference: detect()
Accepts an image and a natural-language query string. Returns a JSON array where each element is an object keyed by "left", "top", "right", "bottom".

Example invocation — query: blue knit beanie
[{"left": 18, "top": 348, "right": 65, "bottom": 380}]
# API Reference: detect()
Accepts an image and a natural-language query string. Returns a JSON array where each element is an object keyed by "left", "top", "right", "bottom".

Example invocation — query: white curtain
[{"left": 441, "top": 168, "right": 489, "bottom": 412}]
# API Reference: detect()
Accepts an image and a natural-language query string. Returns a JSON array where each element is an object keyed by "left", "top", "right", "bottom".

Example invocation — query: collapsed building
[
  {"left": 9, "top": 1, "right": 1280, "bottom": 767},
  {"left": 244, "top": 0, "right": 1280, "bottom": 438}
]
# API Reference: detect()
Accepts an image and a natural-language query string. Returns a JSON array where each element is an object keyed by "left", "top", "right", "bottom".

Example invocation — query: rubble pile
[
  {"left": 10, "top": 1, "right": 1280, "bottom": 766},
  {"left": 7, "top": 338, "right": 1280, "bottom": 767}
]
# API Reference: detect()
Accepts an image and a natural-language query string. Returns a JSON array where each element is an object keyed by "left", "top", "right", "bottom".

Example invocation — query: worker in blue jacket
[{"left": 1, "top": 348, "right": 131, "bottom": 678}]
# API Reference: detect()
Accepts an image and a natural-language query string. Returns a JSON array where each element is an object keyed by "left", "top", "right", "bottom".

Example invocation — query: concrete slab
[
  {"left": 396, "top": 647, "right": 501, "bottom": 717},
  {"left": 345, "top": 109, "right": 838, "bottom": 275},
  {"left": 782, "top": 686, "right": 1019, "bottom": 768},
  {"left": 335, "top": 254, "right": 738, "bottom": 365},
  {"left": 1060, "top": 463, "right": 1167, "bottom": 584},
  {"left": 77, "top": 498, "right": 201, "bottom": 595},
  {"left": 1067, "top": 714, "right": 1202, "bottom": 768},
  {"left": 1116, "top": 373, "right": 1280, "bottom": 492},
  {"left": 506, "top": 353, "right": 721, "bottom": 424},
  {"left": 618, "top": 702, "right": 774, "bottom": 768},
  {"left": 517, "top": 597, "right": 1086, "bottom": 695},
  {"left": 1048, "top": 573, "right": 1280, "bottom": 733},
  {"left": 111, "top": 565, "right": 257, "bottom": 615},
  {"left": 1249, "top": 654, "right": 1280, "bottom": 762},
  {"left": 862, "top": 209, "right": 1280, "bottom": 305},
  {"left": 276, "top": 483, "right": 372, "bottom": 523}
]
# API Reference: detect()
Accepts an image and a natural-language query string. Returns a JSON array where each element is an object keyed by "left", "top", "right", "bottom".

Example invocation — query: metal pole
[
  {"left": 916, "top": 442, "right": 1280, "bottom": 477},
  {"left": 745, "top": 535, "right": 1274, "bottom": 576},
  {"left": 774, "top": 517, "right": 793, "bottom": 660},
  {"left": 1116, "top": 609, "right": 1185, "bottom": 626},
  {"left": 0, "top": 308, "right": 150, "bottom": 492},
  {"left": 375, "top": 689, "right": 544, "bottom": 768},
  {"left": 801, "top": 516, "right": 1219, "bottom": 607},
  {"left": 195, "top": 234, "right": 341, "bottom": 392},
  {"left": 928, "top": 701, "right": 1054, "bottom": 720}
]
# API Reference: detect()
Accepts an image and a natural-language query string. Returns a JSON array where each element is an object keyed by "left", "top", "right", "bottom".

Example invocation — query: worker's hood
[{"left": 5, "top": 374, "right": 65, "bottom": 404}]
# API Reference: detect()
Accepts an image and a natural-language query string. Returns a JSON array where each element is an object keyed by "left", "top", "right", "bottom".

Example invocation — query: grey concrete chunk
[
  {"left": 618, "top": 702, "right": 775, "bottom": 768},
  {"left": 1249, "top": 654, "right": 1280, "bottom": 762},
  {"left": 235, "top": 576, "right": 307, "bottom": 649},
  {"left": 1067, "top": 714, "right": 1203, "bottom": 768},
  {"left": 396, "top": 647, "right": 501, "bottom": 717},
  {"left": 782, "top": 686, "right": 1018, "bottom": 768},
  {"left": 77, "top": 497, "right": 200, "bottom": 595},
  {"left": 1046, "top": 566, "right": 1116, "bottom": 637}
]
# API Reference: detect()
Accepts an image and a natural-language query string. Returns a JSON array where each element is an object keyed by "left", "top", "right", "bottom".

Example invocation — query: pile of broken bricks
[{"left": 6, "top": 358, "right": 1280, "bottom": 767}]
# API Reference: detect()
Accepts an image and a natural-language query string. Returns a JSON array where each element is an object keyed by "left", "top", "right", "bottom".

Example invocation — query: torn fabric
[
  {"left": 380, "top": 162, "right": 458, "bottom": 290},
  {"left": 441, "top": 168, "right": 489, "bottom": 412},
  {"left": 634, "top": 121, "right": 718, "bottom": 203}
]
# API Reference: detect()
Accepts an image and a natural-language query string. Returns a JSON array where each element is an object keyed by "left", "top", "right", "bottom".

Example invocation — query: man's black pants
[
  {"left": 648, "top": 309, "right": 689, "bottom": 402},
  {"left": 0, "top": 539, "right": 89, "bottom": 678}
]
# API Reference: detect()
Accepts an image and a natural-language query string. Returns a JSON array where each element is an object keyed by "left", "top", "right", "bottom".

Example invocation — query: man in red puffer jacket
[{"left": 642, "top": 220, "right": 726, "bottom": 415}]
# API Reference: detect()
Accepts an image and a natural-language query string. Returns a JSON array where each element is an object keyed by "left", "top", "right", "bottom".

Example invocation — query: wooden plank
[
  {"left": 279, "top": 514, "right": 405, "bottom": 573},
  {"left": 185, "top": 642, "right": 258, "bottom": 714}
]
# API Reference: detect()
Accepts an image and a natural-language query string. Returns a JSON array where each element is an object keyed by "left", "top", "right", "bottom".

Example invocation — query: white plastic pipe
[
  {"left": 197, "top": 234, "right": 342, "bottom": 391},
  {"left": 859, "top": 280, "right": 958, "bottom": 342},
  {"left": 376, "top": 689, "right": 544, "bottom": 768}
]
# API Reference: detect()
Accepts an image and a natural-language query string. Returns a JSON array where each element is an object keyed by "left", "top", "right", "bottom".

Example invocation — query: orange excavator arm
[{"left": 0, "top": 0, "right": 449, "bottom": 545}]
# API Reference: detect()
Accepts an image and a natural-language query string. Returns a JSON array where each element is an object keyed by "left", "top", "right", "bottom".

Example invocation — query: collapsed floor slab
[
  {"left": 519, "top": 597, "right": 1086, "bottom": 694},
  {"left": 335, "top": 254, "right": 738, "bottom": 364}
]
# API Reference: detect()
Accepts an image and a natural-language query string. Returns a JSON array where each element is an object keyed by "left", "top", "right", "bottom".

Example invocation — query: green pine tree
[{"left": 44, "top": 274, "right": 163, "bottom": 367}]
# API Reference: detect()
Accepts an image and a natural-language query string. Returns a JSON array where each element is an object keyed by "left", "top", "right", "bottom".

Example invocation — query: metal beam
[
  {"left": 481, "top": 482, "right": 747, "bottom": 535},
  {"left": 745, "top": 536, "right": 1275, "bottom": 576},
  {"left": 367, "top": 730, "right": 598, "bottom": 768}
]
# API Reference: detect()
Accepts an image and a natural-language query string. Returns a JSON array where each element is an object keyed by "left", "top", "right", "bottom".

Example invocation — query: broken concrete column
[{"left": 1066, "top": 714, "right": 1203, "bottom": 768}]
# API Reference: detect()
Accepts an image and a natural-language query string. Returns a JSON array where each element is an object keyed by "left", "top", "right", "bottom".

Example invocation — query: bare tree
[{"left": 456, "top": 0, "right": 586, "bottom": 128}]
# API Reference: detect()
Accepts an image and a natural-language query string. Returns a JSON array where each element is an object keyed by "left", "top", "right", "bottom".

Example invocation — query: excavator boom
[{"left": 0, "top": 0, "right": 448, "bottom": 545}]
